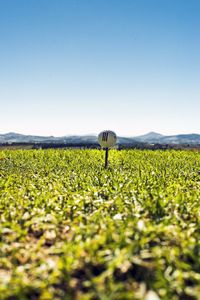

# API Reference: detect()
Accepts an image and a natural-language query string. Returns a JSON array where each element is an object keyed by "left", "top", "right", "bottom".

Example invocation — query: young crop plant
[{"left": 0, "top": 149, "right": 200, "bottom": 299}]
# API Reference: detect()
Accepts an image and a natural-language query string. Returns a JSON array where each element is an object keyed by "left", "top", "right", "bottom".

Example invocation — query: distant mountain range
[
  {"left": 132, "top": 132, "right": 200, "bottom": 145},
  {"left": 0, "top": 131, "right": 200, "bottom": 145}
]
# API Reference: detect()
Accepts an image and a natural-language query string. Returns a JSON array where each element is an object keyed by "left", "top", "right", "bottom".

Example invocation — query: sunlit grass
[{"left": 0, "top": 149, "right": 200, "bottom": 299}]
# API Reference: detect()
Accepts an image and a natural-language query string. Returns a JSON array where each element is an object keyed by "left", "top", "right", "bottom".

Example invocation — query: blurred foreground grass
[{"left": 0, "top": 149, "right": 200, "bottom": 299}]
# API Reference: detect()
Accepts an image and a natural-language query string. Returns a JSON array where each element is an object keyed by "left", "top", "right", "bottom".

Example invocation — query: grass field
[{"left": 0, "top": 149, "right": 200, "bottom": 300}]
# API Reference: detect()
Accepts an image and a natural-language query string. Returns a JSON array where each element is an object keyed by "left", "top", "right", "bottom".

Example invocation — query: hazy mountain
[
  {"left": 134, "top": 132, "right": 200, "bottom": 144},
  {"left": 133, "top": 132, "right": 164, "bottom": 143},
  {"left": 0, "top": 132, "right": 200, "bottom": 145},
  {"left": 0, "top": 133, "right": 56, "bottom": 143},
  {"left": 0, "top": 132, "right": 98, "bottom": 145},
  {"left": 159, "top": 134, "right": 200, "bottom": 145}
]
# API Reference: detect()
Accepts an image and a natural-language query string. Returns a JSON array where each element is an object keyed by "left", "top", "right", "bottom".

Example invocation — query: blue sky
[{"left": 0, "top": 0, "right": 199, "bottom": 136}]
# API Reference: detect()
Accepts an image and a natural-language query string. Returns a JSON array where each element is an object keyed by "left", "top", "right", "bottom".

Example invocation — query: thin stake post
[{"left": 105, "top": 148, "right": 109, "bottom": 168}]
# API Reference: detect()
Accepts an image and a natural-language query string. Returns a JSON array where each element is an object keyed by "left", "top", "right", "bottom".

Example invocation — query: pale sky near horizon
[{"left": 0, "top": 0, "right": 199, "bottom": 137}]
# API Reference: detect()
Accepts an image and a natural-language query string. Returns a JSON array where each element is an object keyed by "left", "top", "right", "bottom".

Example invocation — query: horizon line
[{"left": 1, "top": 131, "right": 200, "bottom": 138}]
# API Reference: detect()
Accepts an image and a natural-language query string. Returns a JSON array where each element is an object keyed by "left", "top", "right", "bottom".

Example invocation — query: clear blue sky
[{"left": 0, "top": 0, "right": 199, "bottom": 136}]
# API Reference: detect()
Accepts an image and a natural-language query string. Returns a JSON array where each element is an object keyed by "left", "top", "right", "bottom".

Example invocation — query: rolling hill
[{"left": 0, "top": 132, "right": 200, "bottom": 146}]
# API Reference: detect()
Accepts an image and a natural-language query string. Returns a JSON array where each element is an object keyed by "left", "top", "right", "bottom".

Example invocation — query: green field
[{"left": 0, "top": 149, "right": 200, "bottom": 300}]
